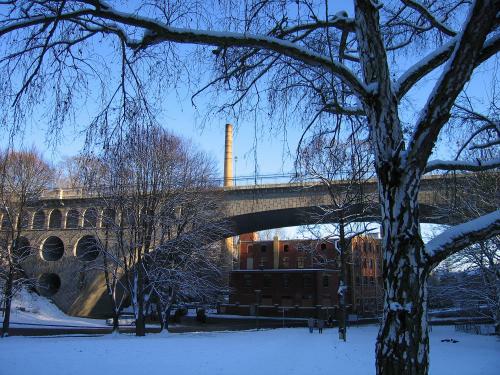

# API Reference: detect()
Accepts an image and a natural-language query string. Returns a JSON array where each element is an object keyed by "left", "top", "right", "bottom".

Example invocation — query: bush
[
  {"left": 173, "top": 307, "right": 188, "bottom": 322},
  {"left": 196, "top": 308, "right": 207, "bottom": 323}
]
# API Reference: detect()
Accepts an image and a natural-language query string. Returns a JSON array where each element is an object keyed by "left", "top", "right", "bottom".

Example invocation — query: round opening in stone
[
  {"left": 76, "top": 235, "right": 100, "bottom": 261},
  {"left": 37, "top": 273, "right": 61, "bottom": 296},
  {"left": 41, "top": 236, "right": 64, "bottom": 261}
]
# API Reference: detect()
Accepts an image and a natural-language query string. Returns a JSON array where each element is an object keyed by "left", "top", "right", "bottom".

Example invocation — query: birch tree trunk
[{"left": 376, "top": 178, "right": 430, "bottom": 374}]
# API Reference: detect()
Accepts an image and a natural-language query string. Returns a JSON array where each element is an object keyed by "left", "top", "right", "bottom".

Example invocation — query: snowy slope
[{"left": 0, "top": 288, "right": 106, "bottom": 328}]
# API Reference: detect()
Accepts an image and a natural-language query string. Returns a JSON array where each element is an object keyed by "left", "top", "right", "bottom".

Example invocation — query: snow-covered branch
[
  {"left": 424, "top": 158, "right": 500, "bottom": 173},
  {"left": 401, "top": 0, "right": 457, "bottom": 37},
  {"left": 395, "top": 33, "right": 500, "bottom": 100},
  {"left": 90, "top": 5, "right": 369, "bottom": 98},
  {"left": 406, "top": 1, "right": 498, "bottom": 173},
  {"left": 425, "top": 210, "right": 500, "bottom": 266}
]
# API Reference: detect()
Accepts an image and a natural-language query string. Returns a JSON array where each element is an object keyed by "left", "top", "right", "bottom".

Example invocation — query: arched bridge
[{"left": 0, "top": 174, "right": 473, "bottom": 318}]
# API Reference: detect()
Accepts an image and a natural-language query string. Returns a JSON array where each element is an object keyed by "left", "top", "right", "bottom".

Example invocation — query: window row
[
  {"left": 0, "top": 207, "right": 143, "bottom": 230},
  {"left": 242, "top": 274, "right": 330, "bottom": 288},
  {"left": 5, "top": 235, "right": 101, "bottom": 262}
]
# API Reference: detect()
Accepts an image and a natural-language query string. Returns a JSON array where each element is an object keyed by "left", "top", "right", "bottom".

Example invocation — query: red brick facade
[{"left": 222, "top": 233, "right": 383, "bottom": 318}]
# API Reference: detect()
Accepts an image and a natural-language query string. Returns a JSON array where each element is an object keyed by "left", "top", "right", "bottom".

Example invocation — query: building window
[
  {"left": 283, "top": 244, "right": 289, "bottom": 252},
  {"left": 243, "top": 275, "right": 252, "bottom": 287},
  {"left": 322, "top": 275, "right": 329, "bottom": 287},
  {"left": 264, "top": 274, "right": 272, "bottom": 288},
  {"left": 247, "top": 245, "right": 253, "bottom": 254},
  {"left": 282, "top": 296, "right": 292, "bottom": 307},
  {"left": 303, "top": 275, "right": 312, "bottom": 288},
  {"left": 259, "top": 258, "right": 265, "bottom": 268},
  {"left": 297, "top": 257, "right": 304, "bottom": 268},
  {"left": 282, "top": 256, "right": 289, "bottom": 268},
  {"left": 261, "top": 245, "right": 267, "bottom": 253},
  {"left": 321, "top": 243, "right": 327, "bottom": 250},
  {"left": 369, "top": 276, "right": 375, "bottom": 285},
  {"left": 369, "top": 259, "right": 374, "bottom": 269},
  {"left": 282, "top": 275, "right": 289, "bottom": 288}
]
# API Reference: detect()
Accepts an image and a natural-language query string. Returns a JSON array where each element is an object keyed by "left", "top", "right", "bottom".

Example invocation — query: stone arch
[
  {"left": 1, "top": 211, "right": 12, "bottom": 230},
  {"left": 37, "top": 273, "right": 61, "bottom": 296},
  {"left": 33, "top": 210, "right": 46, "bottom": 230},
  {"left": 19, "top": 210, "right": 30, "bottom": 229},
  {"left": 83, "top": 207, "right": 98, "bottom": 228},
  {"left": 49, "top": 209, "right": 62, "bottom": 229},
  {"left": 41, "top": 236, "right": 64, "bottom": 261},
  {"left": 66, "top": 209, "right": 80, "bottom": 229},
  {"left": 75, "top": 235, "right": 100, "bottom": 261}
]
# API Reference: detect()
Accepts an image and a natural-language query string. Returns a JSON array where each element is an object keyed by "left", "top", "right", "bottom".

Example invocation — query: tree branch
[
  {"left": 395, "top": 33, "right": 500, "bottom": 100},
  {"left": 425, "top": 210, "right": 500, "bottom": 266},
  {"left": 424, "top": 158, "right": 500, "bottom": 173},
  {"left": 406, "top": 0, "right": 499, "bottom": 173},
  {"left": 88, "top": 5, "right": 369, "bottom": 98},
  {"left": 401, "top": 0, "right": 457, "bottom": 37}
]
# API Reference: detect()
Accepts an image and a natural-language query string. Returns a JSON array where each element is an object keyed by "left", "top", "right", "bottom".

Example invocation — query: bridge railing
[{"left": 40, "top": 173, "right": 319, "bottom": 199}]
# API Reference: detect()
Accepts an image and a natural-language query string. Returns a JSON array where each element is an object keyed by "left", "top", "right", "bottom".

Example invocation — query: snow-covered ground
[
  {"left": 0, "top": 288, "right": 106, "bottom": 328},
  {"left": 1, "top": 325, "right": 498, "bottom": 375}
]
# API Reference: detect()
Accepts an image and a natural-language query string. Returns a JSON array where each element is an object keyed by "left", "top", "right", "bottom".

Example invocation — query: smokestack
[
  {"left": 224, "top": 123, "right": 234, "bottom": 187},
  {"left": 223, "top": 123, "right": 235, "bottom": 268}
]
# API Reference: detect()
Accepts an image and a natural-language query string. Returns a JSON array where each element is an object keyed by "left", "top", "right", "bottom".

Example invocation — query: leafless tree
[
  {"left": 429, "top": 238, "right": 499, "bottom": 331},
  {"left": 1, "top": 1, "right": 499, "bottom": 372},
  {"left": 296, "top": 130, "right": 375, "bottom": 341},
  {"left": 0, "top": 148, "right": 54, "bottom": 337},
  {"left": 56, "top": 155, "right": 109, "bottom": 189},
  {"left": 430, "top": 170, "right": 499, "bottom": 333},
  {"left": 90, "top": 124, "right": 228, "bottom": 335}
]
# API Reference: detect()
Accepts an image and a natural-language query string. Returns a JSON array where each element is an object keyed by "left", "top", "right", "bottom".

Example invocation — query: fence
[{"left": 454, "top": 323, "right": 496, "bottom": 335}]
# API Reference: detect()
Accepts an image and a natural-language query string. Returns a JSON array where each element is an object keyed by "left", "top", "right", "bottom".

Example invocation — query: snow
[
  {"left": 425, "top": 210, "right": 500, "bottom": 257},
  {"left": 0, "top": 288, "right": 106, "bottom": 328},
  {"left": 0, "top": 325, "right": 498, "bottom": 375}
]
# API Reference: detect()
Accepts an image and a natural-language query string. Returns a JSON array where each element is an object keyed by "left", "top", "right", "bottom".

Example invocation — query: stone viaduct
[{"left": 1, "top": 175, "right": 461, "bottom": 318}]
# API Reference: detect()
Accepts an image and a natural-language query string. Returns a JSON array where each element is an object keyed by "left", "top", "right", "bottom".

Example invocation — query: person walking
[
  {"left": 307, "top": 317, "right": 314, "bottom": 333},
  {"left": 318, "top": 319, "right": 325, "bottom": 334}
]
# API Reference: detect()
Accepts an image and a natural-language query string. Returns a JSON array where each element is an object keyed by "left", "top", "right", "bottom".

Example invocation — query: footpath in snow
[{"left": 1, "top": 325, "right": 498, "bottom": 375}]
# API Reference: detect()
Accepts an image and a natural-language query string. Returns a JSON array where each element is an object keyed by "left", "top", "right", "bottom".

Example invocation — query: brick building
[{"left": 221, "top": 232, "right": 383, "bottom": 319}]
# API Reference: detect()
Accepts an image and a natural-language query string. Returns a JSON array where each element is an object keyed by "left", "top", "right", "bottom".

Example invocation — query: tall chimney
[
  {"left": 224, "top": 123, "right": 234, "bottom": 187},
  {"left": 223, "top": 123, "right": 235, "bottom": 268}
]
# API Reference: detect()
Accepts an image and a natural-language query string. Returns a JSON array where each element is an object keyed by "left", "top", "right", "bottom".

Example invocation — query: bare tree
[
  {"left": 1, "top": 1, "right": 499, "bottom": 372},
  {"left": 429, "top": 238, "right": 499, "bottom": 331},
  {"left": 431, "top": 170, "right": 500, "bottom": 333},
  {"left": 92, "top": 124, "right": 228, "bottom": 335},
  {"left": 296, "top": 130, "right": 375, "bottom": 341},
  {"left": 0, "top": 148, "right": 54, "bottom": 337}
]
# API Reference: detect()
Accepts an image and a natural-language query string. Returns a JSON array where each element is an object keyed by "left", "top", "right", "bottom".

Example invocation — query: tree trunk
[
  {"left": 135, "top": 250, "right": 145, "bottom": 336},
  {"left": 494, "top": 280, "right": 500, "bottom": 336},
  {"left": 1, "top": 266, "right": 13, "bottom": 338},
  {"left": 102, "top": 234, "right": 120, "bottom": 334},
  {"left": 338, "top": 221, "right": 347, "bottom": 341},
  {"left": 376, "top": 178, "right": 431, "bottom": 375}
]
